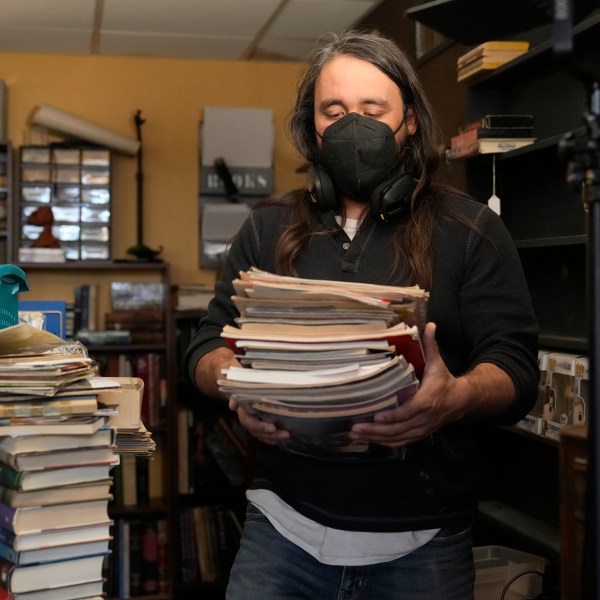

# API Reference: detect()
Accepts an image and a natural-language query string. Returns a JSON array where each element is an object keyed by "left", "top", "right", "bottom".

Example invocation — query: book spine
[
  {"left": 156, "top": 517, "right": 168, "bottom": 594},
  {"left": 451, "top": 127, "right": 533, "bottom": 148},
  {"left": 179, "top": 507, "right": 199, "bottom": 584},
  {"left": 117, "top": 519, "right": 130, "bottom": 600},
  {"left": 446, "top": 141, "right": 480, "bottom": 161},
  {"left": 177, "top": 409, "right": 191, "bottom": 495},
  {"left": 141, "top": 520, "right": 159, "bottom": 594},
  {"left": 135, "top": 457, "right": 150, "bottom": 506},
  {"left": 478, "top": 139, "right": 535, "bottom": 153},
  {"left": 120, "top": 454, "right": 138, "bottom": 506},
  {"left": 0, "top": 504, "right": 15, "bottom": 535},
  {"left": 74, "top": 284, "right": 90, "bottom": 334},
  {"left": 0, "top": 528, "right": 15, "bottom": 549},
  {"left": 0, "top": 541, "right": 17, "bottom": 565},
  {"left": 193, "top": 506, "right": 213, "bottom": 582},
  {"left": 0, "top": 586, "right": 12, "bottom": 599},
  {"left": 0, "top": 398, "right": 96, "bottom": 420},
  {"left": 129, "top": 519, "right": 143, "bottom": 596},
  {"left": 483, "top": 114, "right": 534, "bottom": 128},
  {"left": 135, "top": 353, "right": 150, "bottom": 427},
  {"left": 0, "top": 558, "right": 15, "bottom": 593},
  {"left": 147, "top": 352, "right": 162, "bottom": 429},
  {"left": 457, "top": 41, "right": 529, "bottom": 66}
]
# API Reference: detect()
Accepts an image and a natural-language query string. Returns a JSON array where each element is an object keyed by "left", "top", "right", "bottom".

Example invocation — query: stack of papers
[{"left": 218, "top": 268, "right": 429, "bottom": 459}]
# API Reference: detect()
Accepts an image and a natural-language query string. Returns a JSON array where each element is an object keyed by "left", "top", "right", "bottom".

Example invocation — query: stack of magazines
[
  {"left": 218, "top": 268, "right": 429, "bottom": 459},
  {"left": 0, "top": 323, "right": 144, "bottom": 600}
]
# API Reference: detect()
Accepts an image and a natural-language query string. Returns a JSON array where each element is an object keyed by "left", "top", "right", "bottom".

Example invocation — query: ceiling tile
[
  {"left": 0, "top": 0, "right": 390, "bottom": 61},
  {"left": 267, "top": 0, "right": 379, "bottom": 39},
  {"left": 0, "top": 28, "right": 92, "bottom": 54},
  {"left": 102, "top": 0, "right": 281, "bottom": 36},
  {"left": 99, "top": 32, "right": 253, "bottom": 60},
  {"left": 0, "top": 0, "right": 95, "bottom": 29},
  {"left": 257, "top": 37, "right": 319, "bottom": 61}
]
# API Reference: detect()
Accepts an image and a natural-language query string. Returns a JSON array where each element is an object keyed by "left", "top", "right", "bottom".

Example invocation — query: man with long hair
[{"left": 184, "top": 29, "right": 538, "bottom": 599}]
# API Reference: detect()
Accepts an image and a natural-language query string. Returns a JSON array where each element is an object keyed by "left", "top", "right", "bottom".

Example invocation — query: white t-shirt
[{"left": 248, "top": 489, "right": 440, "bottom": 566}]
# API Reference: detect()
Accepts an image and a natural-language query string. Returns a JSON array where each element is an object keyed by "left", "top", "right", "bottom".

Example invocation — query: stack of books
[
  {"left": 217, "top": 268, "right": 428, "bottom": 459},
  {"left": 456, "top": 40, "right": 530, "bottom": 82},
  {"left": 0, "top": 323, "right": 134, "bottom": 600},
  {"left": 446, "top": 114, "right": 536, "bottom": 161}
]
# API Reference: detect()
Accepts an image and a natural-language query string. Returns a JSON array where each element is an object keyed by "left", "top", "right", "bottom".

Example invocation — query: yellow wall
[{"left": 1, "top": 52, "right": 305, "bottom": 293}]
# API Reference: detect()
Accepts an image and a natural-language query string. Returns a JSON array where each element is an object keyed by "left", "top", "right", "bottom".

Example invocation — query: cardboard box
[
  {"left": 516, "top": 349, "right": 549, "bottom": 436},
  {"left": 99, "top": 377, "right": 144, "bottom": 430},
  {"left": 544, "top": 352, "right": 584, "bottom": 442},
  {"left": 572, "top": 355, "right": 589, "bottom": 426}
]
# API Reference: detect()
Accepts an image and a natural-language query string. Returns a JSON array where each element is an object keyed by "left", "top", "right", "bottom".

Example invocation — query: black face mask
[{"left": 317, "top": 112, "right": 404, "bottom": 201}]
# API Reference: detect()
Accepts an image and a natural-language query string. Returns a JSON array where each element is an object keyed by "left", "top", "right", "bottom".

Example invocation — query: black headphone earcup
[
  {"left": 370, "top": 173, "right": 416, "bottom": 222},
  {"left": 309, "top": 164, "right": 338, "bottom": 211}
]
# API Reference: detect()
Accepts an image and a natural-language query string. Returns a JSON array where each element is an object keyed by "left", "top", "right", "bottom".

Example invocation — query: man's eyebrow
[
  {"left": 318, "top": 98, "right": 390, "bottom": 110},
  {"left": 362, "top": 98, "right": 390, "bottom": 107}
]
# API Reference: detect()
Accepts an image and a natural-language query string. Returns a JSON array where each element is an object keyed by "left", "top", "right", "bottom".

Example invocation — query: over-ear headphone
[{"left": 309, "top": 164, "right": 416, "bottom": 223}]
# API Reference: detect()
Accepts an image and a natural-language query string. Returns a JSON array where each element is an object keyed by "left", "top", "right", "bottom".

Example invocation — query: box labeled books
[{"left": 544, "top": 352, "right": 587, "bottom": 441}]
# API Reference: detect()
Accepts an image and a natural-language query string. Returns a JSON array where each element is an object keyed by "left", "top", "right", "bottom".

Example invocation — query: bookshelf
[
  {"left": 169, "top": 309, "right": 247, "bottom": 599},
  {"left": 407, "top": 5, "right": 600, "bottom": 599}
]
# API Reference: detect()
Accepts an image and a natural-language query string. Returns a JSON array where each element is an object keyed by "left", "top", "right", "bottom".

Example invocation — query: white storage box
[{"left": 474, "top": 545, "right": 546, "bottom": 600}]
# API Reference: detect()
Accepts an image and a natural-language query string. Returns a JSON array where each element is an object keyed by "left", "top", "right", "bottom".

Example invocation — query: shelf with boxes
[
  {"left": 17, "top": 144, "right": 112, "bottom": 263},
  {"left": 409, "top": 5, "right": 599, "bottom": 599},
  {"left": 462, "top": 20, "right": 595, "bottom": 594}
]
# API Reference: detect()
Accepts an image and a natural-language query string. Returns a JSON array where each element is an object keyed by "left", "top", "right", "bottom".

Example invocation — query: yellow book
[{"left": 457, "top": 40, "right": 530, "bottom": 68}]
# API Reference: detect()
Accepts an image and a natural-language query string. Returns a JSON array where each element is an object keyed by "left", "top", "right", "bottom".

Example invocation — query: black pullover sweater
[{"left": 184, "top": 193, "right": 539, "bottom": 533}]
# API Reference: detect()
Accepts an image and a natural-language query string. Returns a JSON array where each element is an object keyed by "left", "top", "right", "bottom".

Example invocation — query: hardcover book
[
  {"left": 0, "top": 553, "right": 107, "bottom": 594},
  {"left": 0, "top": 578, "right": 105, "bottom": 599},
  {"left": 0, "top": 498, "right": 111, "bottom": 535}
]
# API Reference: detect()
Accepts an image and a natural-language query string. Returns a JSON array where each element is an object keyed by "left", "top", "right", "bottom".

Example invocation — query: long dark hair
[{"left": 263, "top": 29, "right": 474, "bottom": 288}]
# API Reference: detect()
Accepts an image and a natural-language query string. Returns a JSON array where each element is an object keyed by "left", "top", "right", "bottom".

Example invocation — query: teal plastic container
[{"left": 0, "top": 265, "right": 29, "bottom": 329}]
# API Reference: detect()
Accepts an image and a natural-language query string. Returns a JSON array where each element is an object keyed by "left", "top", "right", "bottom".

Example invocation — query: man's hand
[
  {"left": 195, "top": 346, "right": 290, "bottom": 445},
  {"left": 349, "top": 322, "right": 515, "bottom": 447},
  {"left": 231, "top": 400, "right": 290, "bottom": 446}
]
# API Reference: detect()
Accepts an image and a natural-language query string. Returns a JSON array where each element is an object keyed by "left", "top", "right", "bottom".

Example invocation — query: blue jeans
[{"left": 226, "top": 505, "right": 475, "bottom": 600}]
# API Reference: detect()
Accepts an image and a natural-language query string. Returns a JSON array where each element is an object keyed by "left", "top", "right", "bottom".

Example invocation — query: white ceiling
[{"left": 0, "top": 0, "right": 387, "bottom": 61}]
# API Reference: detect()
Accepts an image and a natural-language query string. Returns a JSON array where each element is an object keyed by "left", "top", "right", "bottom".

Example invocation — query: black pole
[
  {"left": 566, "top": 80, "right": 600, "bottom": 600},
  {"left": 584, "top": 181, "right": 600, "bottom": 600},
  {"left": 134, "top": 110, "right": 145, "bottom": 247},
  {"left": 126, "top": 110, "right": 162, "bottom": 261}
]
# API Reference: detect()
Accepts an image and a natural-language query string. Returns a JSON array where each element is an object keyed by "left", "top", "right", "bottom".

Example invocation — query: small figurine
[{"left": 27, "top": 206, "right": 61, "bottom": 248}]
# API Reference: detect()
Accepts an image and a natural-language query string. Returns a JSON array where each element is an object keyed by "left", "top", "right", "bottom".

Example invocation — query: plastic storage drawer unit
[{"left": 474, "top": 545, "right": 546, "bottom": 600}]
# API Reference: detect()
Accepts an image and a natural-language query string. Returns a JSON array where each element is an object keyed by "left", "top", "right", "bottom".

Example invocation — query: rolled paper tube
[{"left": 30, "top": 104, "right": 141, "bottom": 156}]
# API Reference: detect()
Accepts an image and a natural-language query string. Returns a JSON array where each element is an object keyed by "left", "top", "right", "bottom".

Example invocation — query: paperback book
[{"left": 219, "top": 268, "right": 428, "bottom": 459}]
